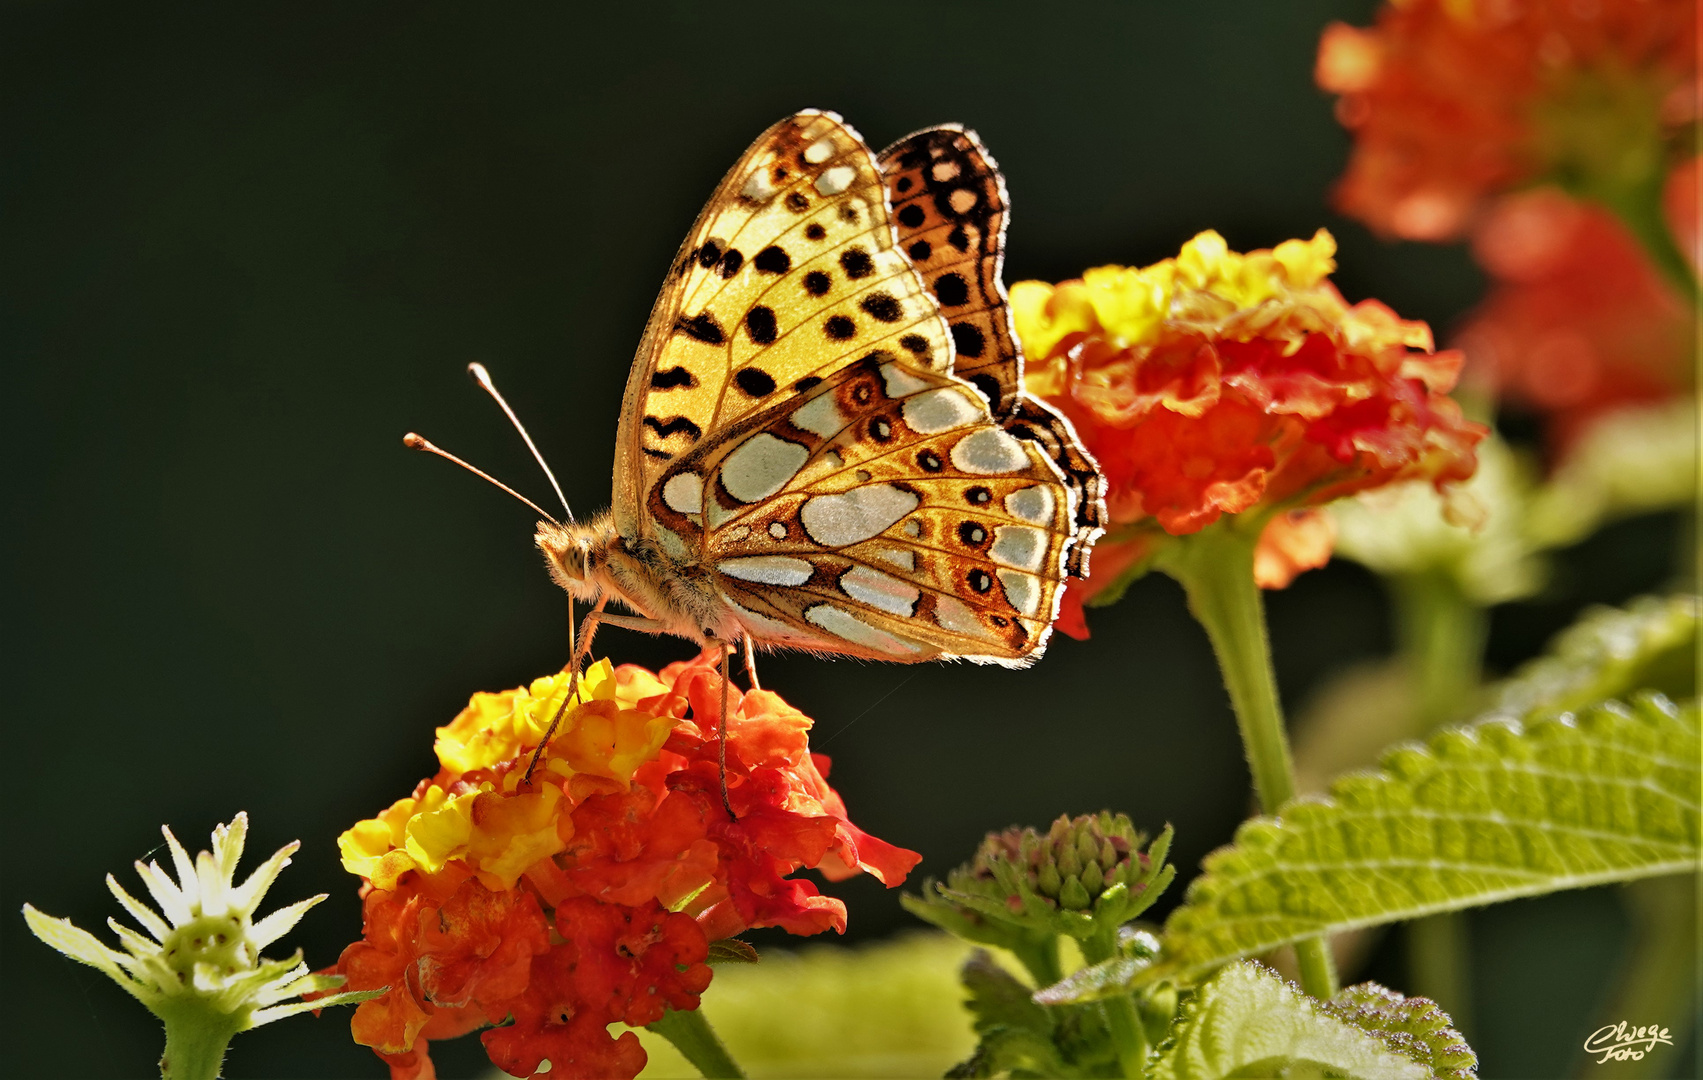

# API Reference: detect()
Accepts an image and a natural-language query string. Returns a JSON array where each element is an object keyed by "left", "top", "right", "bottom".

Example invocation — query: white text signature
[{"left": 1584, "top": 1021, "right": 1673, "bottom": 1064}]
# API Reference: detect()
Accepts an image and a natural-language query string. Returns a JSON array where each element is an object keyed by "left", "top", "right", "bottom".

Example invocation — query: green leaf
[
  {"left": 1134, "top": 694, "right": 1699, "bottom": 989},
  {"left": 1147, "top": 962, "right": 1443, "bottom": 1080},
  {"left": 947, "top": 1025, "right": 1075, "bottom": 1079},
  {"left": 961, "top": 950, "right": 1054, "bottom": 1037},
  {"left": 1488, "top": 594, "right": 1696, "bottom": 719},
  {"left": 706, "top": 938, "right": 760, "bottom": 965},
  {"left": 1323, "top": 983, "right": 1477, "bottom": 1079}
]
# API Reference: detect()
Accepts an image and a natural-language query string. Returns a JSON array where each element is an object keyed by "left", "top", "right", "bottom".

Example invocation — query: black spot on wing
[
  {"left": 805, "top": 223, "right": 826, "bottom": 240},
  {"left": 839, "top": 248, "right": 874, "bottom": 279},
  {"left": 917, "top": 449, "right": 943, "bottom": 472},
  {"left": 934, "top": 273, "right": 970, "bottom": 307},
  {"left": 793, "top": 375, "right": 824, "bottom": 392},
  {"left": 907, "top": 239, "right": 932, "bottom": 262},
  {"left": 804, "top": 270, "right": 831, "bottom": 297},
  {"left": 717, "top": 249, "right": 743, "bottom": 278},
  {"left": 734, "top": 368, "right": 777, "bottom": 398},
  {"left": 650, "top": 366, "right": 696, "bottom": 390},
  {"left": 785, "top": 191, "right": 809, "bottom": 213},
  {"left": 824, "top": 315, "right": 856, "bottom": 341},
  {"left": 899, "top": 334, "right": 930, "bottom": 356},
  {"left": 696, "top": 240, "right": 723, "bottom": 268},
  {"left": 754, "top": 246, "right": 792, "bottom": 274},
  {"left": 898, "top": 204, "right": 926, "bottom": 228},
  {"left": 948, "top": 225, "right": 970, "bottom": 252},
  {"left": 970, "top": 373, "right": 1002, "bottom": 406},
  {"left": 644, "top": 415, "right": 704, "bottom": 441},
  {"left": 745, "top": 305, "right": 777, "bottom": 345},
  {"left": 951, "top": 322, "right": 986, "bottom": 358},
  {"left": 859, "top": 292, "right": 903, "bottom": 323},
  {"left": 677, "top": 312, "right": 725, "bottom": 345}
]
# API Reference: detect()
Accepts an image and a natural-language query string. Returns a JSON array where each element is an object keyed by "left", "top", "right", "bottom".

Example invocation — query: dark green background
[{"left": 4, "top": 2, "right": 1689, "bottom": 1076}]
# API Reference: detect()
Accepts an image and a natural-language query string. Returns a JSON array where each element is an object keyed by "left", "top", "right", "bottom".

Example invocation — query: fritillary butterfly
[{"left": 530, "top": 110, "right": 1104, "bottom": 670}]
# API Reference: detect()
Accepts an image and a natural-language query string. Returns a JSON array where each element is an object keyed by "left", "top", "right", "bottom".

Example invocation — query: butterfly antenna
[
  {"left": 403, "top": 432, "right": 561, "bottom": 525},
  {"left": 468, "top": 362, "right": 574, "bottom": 522}
]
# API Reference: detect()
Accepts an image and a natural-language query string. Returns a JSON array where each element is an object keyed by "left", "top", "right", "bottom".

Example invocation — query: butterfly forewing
[
  {"left": 614, "top": 111, "right": 954, "bottom": 538},
  {"left": 646, "top": 354, "right": 1079, "bottom": 664},
  {"left": 879, "top": 126, "right": 1106, "bottom": 576}
]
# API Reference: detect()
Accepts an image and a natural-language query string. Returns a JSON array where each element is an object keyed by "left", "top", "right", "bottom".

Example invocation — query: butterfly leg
[
  {"left": 742, "top": 634, "right": 761, "bottom": 691},
  {"left": 524, "top": 598, "right": 610, "bottom": 785}
]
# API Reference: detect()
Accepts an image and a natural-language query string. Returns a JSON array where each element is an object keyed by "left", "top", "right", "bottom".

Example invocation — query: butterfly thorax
[{"left": 536, "top": 513, "right": 733, "bottom": 646}]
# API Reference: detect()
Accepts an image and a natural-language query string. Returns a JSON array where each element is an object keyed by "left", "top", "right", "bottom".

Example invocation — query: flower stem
[
  {"left": 1158, "top": 521, "right": 1338, "bottom": 999},
  {"left": 1082, "top": 930, "right": 1148, "bottom": 1077},
  {"left": 1595, "top": 175, "right": 1698, "bottom": 306},
  {"left": 1391, "top": 570, "right": 1485, "bottom": 1032},
  {"left": 156, "top": 1002, "right": 241, "bottom": 1080},
  {"left": 648, "top": 1006, "right": 746, "bottom": 1079}
]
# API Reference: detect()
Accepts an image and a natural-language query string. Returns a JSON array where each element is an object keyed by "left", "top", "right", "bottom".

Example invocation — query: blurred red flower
[
  {"left": 1317, "top": 0, "right": 1696, "bottom": 240},
  {"left": 1455, "top": 176, "right": 1697, "bottom": 455},
  {"left": 327, "top": 650, "right": 919, "bottom": 1079},
  {"left": 1015, "top": 230, "right": 1484, "bottom": 636}
]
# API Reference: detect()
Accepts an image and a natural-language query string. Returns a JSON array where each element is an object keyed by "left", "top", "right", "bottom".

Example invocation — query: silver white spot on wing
[
  {"left": 933, "top": 594, "right": 982, "bottom": 636},
  {"left": 741, "top": 171, "right": 777, "bottom": 202},
  {"left": 872, "top": 547, "right": 916, "bottom": 571},
  {"left": 950, "top": 428, "right": 1028, "bottom": 474},
  {"left": 804, "top": 137, "right": 836, "bottom": 164},
  {"left": 902, "top": 518, "right": 921, "bottom": 538},
  {"left": 800, "top": 484, "right": 920, "bottom": 547},
  {"left": 815, "top": 165, "right": 856, "bottom": 196},
  {"left": 1004, "top": 485, "right": 1056, "bottom": 525},
  {"left": 791, "top": 392, "right": 847, "bottom": 438},
  {"left": 805, "top": 603, "right": 925, "bottom": 655},
  {"left": 723, "top": 592, "right": 820, "bottom": 645},
  {"left": 989, "top": 525, "right": 1047, "bottom": 571},
  {"left": 721, "top": 433, "right": 809, "bottom": 503},
  {"left": 902, "top": 388, "right": 980, "bottom": 434},
  {"left": 996, "top": 569, "right": 1041, "bottom": 617},
  {"left": 719, "top": 555, "right": 815, "bottom": 586},
  {"left": 768, "top": 521, "right": 788, "bottom": 539},
  {"left": 878, "top": 360, "right": 930, "bottom": 398},
  {"left": 839, "top": 565, "right": 919, "bottom": 617},
  {"left": 662, "top": 472, "right": 703, "bottom": 515}
]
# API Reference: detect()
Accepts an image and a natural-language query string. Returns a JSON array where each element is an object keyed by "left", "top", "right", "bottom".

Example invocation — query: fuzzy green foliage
[
  {"left": 1146, "top": 962, "right": 1474, "bottom": 1080},
  {"left": 1045, "top": 594, "right": 1699, "bottom": 1000},
  {"left": 634, "top": 934, "right": 983, "bottom": 1079}
]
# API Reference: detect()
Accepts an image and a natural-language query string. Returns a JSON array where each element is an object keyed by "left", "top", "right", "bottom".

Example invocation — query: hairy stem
[
  {"left": 1082, "top": 931, "right": 1148, "bottom": 1077},
  {"left": 156, "top": 1002, "right": 241, "bottom": 1080},
  {"left": 648, "top": 1006, "right": 746, "bottom": 1079},
  {"left": 1160, "top": 521, "right": 1338, "bottom": 999}
]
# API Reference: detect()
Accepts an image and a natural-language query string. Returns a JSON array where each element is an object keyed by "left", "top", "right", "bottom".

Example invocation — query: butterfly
[{"left": 505, "top": 109, "right": 1104, "bottom": 682}]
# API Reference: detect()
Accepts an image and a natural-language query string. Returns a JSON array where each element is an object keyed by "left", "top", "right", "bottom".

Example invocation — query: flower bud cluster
[{"left": 907, "top": 813, "right": 1175, "bottom": 950}]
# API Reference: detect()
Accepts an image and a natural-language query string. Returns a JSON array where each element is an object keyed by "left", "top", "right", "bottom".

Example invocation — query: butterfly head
[{"left": 536, "top": 513, "right": 621, "bottom": 602}]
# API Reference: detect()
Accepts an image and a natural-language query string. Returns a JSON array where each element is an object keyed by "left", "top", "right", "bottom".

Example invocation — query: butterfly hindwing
[
  {"left": 614, "top": 111, "right": 954, "bottom": 538},
  {"left": 878, "top": 126, "right": 1105, "bottom": 576},
  {"left": 645, "top": 354, "right": 1078, "bottom": 664}
]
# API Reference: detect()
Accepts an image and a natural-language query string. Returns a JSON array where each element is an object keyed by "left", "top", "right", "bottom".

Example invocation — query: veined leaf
[
  {"left": 1066, "top": 694, "right": 1699, "bottom": 996},
  {"left": 1146, "top": 962, "right": 1450, "bottom": 1080},
  {"left": 1324, "top": 983, "right": 1477, "bottom": 1079}
]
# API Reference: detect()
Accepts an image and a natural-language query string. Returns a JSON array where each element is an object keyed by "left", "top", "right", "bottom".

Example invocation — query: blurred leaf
[
  {"left": 634, "top": 933, "right": 982, "bottom": 1079},
  {"left": 947, "top": 1024, "right": 1075, "bottom": 1079},
  {"left": 1526, "top": 398, "right": 1699, "bottom": 548},
  {"left": 1145, "top": 962, "right": 1443, "bottom": 1080},
  {"left": 1488, "top": 593, "right": 1697, "bottom": 718}
]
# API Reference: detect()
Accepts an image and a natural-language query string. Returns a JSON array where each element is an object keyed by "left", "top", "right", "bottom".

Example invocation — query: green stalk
[
  {"left": 1594, "top": 174, "right": 1698, "bottom": 305},
  {"left": 1391, "top": 570, "right": 1487, "bottom": 1032},
  {"left": 648, "top": 1006, "right": 746, "bottom": 1079},
  {"left": 155, "top": 1002, "right": 241, "bottom": 1080},
  {"left": 1158, "top": 520, "right": 1339, "bottom": 999},
  {"left": 1082, "top": 930, "right": 1148, "bottom": 1078}
]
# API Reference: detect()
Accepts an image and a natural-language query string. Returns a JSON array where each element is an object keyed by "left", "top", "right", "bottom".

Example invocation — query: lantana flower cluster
[
  {"left": 329, "top": 650, "right": 919, "bottom": 1079},
  {"left": 1012, "top": 229, "right": 1485, "bottom": 635},
  {"left": 1315, "top": 0, "right": 1697, "bottom": 241}
]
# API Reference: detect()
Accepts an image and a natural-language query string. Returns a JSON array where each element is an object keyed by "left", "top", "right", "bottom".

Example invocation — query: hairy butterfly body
[{"left": 535, "top": 110, "right": 1102, "bottom": 667}]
